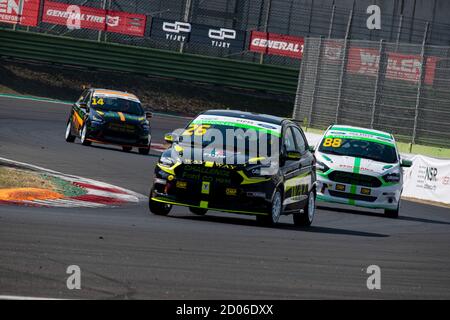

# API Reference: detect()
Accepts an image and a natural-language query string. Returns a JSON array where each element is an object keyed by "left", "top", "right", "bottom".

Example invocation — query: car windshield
[
  {"left": 179, "top": 123, "right": 279, "bottom": 156},
  {"left": 318, "top": 137, "right": 398, "bottom": 163},
  {"left": 91, "top": 96, "right": 144, "bottom": 116}
]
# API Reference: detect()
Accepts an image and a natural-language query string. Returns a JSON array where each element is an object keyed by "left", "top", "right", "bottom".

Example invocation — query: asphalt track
[{"left": 0, "top": 96, "right": 449, "bottom": 299}]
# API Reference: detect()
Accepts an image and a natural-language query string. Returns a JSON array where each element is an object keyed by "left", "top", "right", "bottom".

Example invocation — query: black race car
[
  {"left": 65, "top": 88, "right": 152, "bottom": 154},
  {"left": 149, "top": 110, "right": 317, "bottom": 226}
]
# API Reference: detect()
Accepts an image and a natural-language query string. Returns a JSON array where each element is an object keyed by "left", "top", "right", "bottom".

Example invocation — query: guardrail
[{"left": 0, "top": 29, "right": 298, "bottom": 94}]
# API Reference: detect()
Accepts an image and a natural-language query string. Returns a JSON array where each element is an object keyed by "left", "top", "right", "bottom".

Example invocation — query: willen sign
[
  {"left": 42, "top": 1, "right": 146, "bottom": 37},
  {"left": 249, "top": 31, "right": 304, "bottom": 59},
  {"left": 0, "top": 0, "right": 40, "bottom": 26},
  {"left": 347, "top": 47, "right": 439, "bottom": 85}
]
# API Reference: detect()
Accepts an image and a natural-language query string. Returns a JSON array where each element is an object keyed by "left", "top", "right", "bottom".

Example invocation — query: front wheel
[
  {"left": 257, "top": 189, "right": 283, "bottom": 226},
  {"left": 65, "top": 121, "right": 76, "bottom": 143},
  {"left": 384, "top": 207, "right": 399, "bottom": 218},
  {"left": 149, "top": 199, "right": 172, "bottom": 216},
  {"left": 80, "top": 123, "right": 91, "bottom": 146},
  {"left": 293, "top": 190, "right": 315, "bottom": 227}
]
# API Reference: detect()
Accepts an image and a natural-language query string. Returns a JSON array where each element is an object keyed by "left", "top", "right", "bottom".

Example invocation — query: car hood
[
  {"left": 316, "top": 152, "right": 399, "bottom": 176},
  {"left": 92, "top": 109, "right": 144, "bottom": 125},
  {"left": 165, "top": 144, "right": 273, "bottom": 167}
]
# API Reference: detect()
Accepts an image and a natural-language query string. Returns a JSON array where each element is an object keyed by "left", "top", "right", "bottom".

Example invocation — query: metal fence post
[
  {"left": 98, "top": 0, "right": 107, "bottom": 42},
  {"left": 328, "top": 5, "right": 336, "bottom": 39},
  {"left": 395, "top": 15, "right": 403, "bottom": 51},
  {"left": 13, "top": 0, "right": 25, "bottom": 31},
  {"left": 259, "top": 0, "right": 272, "bottom": 64},
  {"left": 308, "top": 37, "right": 324, "bottom": 129},
  {"left": 370, "top": 39, "right": 385, "bottom": 128},
  {"left": 179, "top": 0, "right": 193, "bottom": 53},
  {"left": 335, "top": 10, "right": 353, "bottom": 124},
  {"left": 411, "top": 22, "right": 429, "bottom": 147},
  {"left": 293, "top": 38, "right": 309, "bottom": 123}
]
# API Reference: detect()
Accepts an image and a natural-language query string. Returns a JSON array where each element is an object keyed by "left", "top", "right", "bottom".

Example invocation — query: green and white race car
[{"left": 314, "top": 125, "right": 412, "bottom": 218}]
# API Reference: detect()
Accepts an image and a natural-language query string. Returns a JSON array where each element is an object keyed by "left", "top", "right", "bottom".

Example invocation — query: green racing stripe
[
  {"left": 349, "top": 157, "right": 361, "bottom": 206},
  {"left": 192, "top": 119, "right": 281, "bottom": 137}
]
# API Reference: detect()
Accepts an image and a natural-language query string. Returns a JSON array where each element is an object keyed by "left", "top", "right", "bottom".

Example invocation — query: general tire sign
[{"left": 249, "top": 31, "right": 304, "bottom": 59}]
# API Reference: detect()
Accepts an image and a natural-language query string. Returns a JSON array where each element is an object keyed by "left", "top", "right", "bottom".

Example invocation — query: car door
[
  {"left": 280, "top": 125, "right": 303, "bottom": 212},
  {"left": 72, "top": 90, "right": 91, "bottom": 133},
  {"left": 291, "top": 126, "right": 315, "bottom": 208}
]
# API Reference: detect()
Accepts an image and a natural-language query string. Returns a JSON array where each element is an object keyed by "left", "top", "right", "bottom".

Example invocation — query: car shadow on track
[
  {"left": 317, "top": 205, "right": 450, "bottom": 226},
  {"left": 169, "top": 215, "right": 389, "bottom": 238},
  {"left": 80, "top": 143, "right": 161, "bottom": 158}
]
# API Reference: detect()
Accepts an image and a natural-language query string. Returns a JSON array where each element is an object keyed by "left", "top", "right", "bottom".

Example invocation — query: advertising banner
[
  {"left": 189, "top": 24, "right": 246, "bottom": 53},
  {"left": 402, "top": 155, "right": 450, "bottom": 204},
  {"left": 42, "top": 1, "right": 146, "bottom": 37},
  {"left": 249, "top": 31, "right": 304, "bottom": 59},
  {"left": 347, "top": 47, "right": 438, "bottom": 85},
  {"left": 150, "top": 17, "right": 191, "bottom": 43},
  {"left": 0, "top": 0, "right": 40, "bottom": 26}
]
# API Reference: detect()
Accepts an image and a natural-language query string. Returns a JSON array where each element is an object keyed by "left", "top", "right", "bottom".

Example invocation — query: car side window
[
  {"left": 283, "top": 127, "right": 296, "bottom": 152},
  {"left": 292, "top": 127, "right": 307, "bottom": 153},
  {"left": 77, "top": 90, "right": 89, "bottom": 103}
]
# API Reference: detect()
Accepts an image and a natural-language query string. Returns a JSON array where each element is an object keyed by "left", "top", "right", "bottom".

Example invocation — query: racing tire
[
  {"left": 65, "top": 121, "right": 76, "bottom": 143},
  {"left": 149, "top": 198, "right": 172, "bottom": 216},
  {"left": 80, "top": 124, "right": 91, "bottom": 146},
  {"left": 384, "top": 206, "right": 399, "bottom": 218},
  {"left": 293, "top": 190, "right": 316, "bottom": 227},
  {"left": 257, "top": 189, "right": 283, "bottom": 226},
  {"left": 189, "top": 207, "right": 207, "bottom": 215},
  {"left": 122, "top": 146, "right": 133, "bottom": 152},
  {"left": 138, "top": 147, "right": 150, "bottom": 155}
]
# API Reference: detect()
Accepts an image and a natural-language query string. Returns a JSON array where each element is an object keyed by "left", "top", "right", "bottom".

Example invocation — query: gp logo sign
[
  {"left": 162, "top": 21, "right": 191, "bottom": 34},
  {"left": 208, "top": 28, "right": 237, "bottom": 49}
]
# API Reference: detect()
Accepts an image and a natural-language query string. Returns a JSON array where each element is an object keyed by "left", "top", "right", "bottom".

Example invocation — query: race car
[
  {"left": 314, "top": 125, "right": 412, "bottom": 218},
  {"left": 65, "top": 88, "right": 152, "bottom": 154},
  {"left": 149, "top": 110, "right": 317, "bottom": 226}
]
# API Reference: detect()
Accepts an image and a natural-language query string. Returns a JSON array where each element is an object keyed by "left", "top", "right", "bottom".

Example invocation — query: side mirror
[
  {"left": 284, "top": 151, "right": 302, "bottom": 160},
  {"left": 79, "top": 102, "right": 88, "bottom": 110},
  {"left": 145, "top": 111, "right": 153, "bottom": 120},
  {"left": 308, "top": 145, "right": 315, "bottom": 153},
  {"left": 164, "top": 132, "right": 178, "bottom": 144},
  {"left": 400, "top": 159, "right": 412, "bottom": 168}
]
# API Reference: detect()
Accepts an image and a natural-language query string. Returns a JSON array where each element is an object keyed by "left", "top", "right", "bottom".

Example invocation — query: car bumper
[
  {"left": 88, "top": 122, "right": 150, "bottom": 148},
  {"left": 151, "top": 173, "right": 273, "bottom": 216},
  {"left": 316, "top": 175, "right": 401, "bottom": 210}
]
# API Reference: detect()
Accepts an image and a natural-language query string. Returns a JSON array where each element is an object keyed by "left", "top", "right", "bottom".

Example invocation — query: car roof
[
  {"left": 91, "top": 89, "right": 140, "bottom": 103},
  {"left": 202, "top": 110, "right": 287, "bottom": 125},
  {"left": 327, "top": 125, "right": 395, "bottom": 144}
]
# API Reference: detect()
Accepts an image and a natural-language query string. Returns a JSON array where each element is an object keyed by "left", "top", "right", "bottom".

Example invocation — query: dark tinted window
[{"left": 292, "top": 127, "right": 306, "bottom": 153}]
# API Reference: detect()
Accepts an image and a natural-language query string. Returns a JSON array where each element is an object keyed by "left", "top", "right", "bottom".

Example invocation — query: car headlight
[
  {"left": 383, "top": 172, "right": 401, "bottom": 183},
  {"left": 159, "top": 156, "right": 175, "bottom": 167},
  {"left": 316, "top": 161, "right": 329, "bottom": 172},
  {"left": 92, "top": 114, "right": 104, "bottom": 123},
  {"left": 245, "top": 164, "right": 271, "bottom": 177}
]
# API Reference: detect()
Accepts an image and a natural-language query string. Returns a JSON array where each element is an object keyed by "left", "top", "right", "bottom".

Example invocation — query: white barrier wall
[{"left": 402, "top": 155, "right": 450, "bottom": 205}]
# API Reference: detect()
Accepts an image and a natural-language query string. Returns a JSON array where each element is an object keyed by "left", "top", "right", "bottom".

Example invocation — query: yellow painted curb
[{"left": 0, "top": 188, "right": 64, "bottom": 201}]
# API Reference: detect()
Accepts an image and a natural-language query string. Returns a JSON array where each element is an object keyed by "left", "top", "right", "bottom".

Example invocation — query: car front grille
[
  {"left": 175, "top": 164, "right": 243, "bottom": 185},
  {"left": 329, "top": 190, "right": 377, "bottom": 202},
  {"left": 328, "top": 171, "right": 382, "bottom": 188}
]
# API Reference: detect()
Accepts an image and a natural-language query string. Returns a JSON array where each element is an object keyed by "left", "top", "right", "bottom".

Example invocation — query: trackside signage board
[
  {"left": 249, "top": 31, "right": 304, "bottom": 59},
  {"left": 403, "top": 155, "right": 450, "bottom": 205},
  {"left": 150, "top": 18, "right": 246, "bottom": 52},
  {"left": 150, "top": 18, "right": 191, "bottom": 43},
  {"left": 323, "top": 40, "right": 438, "bottom": 85},
  {"left": 189, "top": 24, "right": 246, "bottom": 53},
  {"left": 0, "top": 0, "right": 40, "bottom": 26},
  {"left": 42, "top": 1, "right": 146, "bottom": 37}
]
